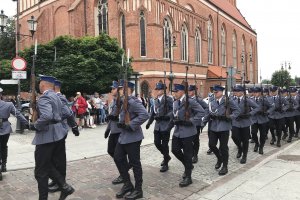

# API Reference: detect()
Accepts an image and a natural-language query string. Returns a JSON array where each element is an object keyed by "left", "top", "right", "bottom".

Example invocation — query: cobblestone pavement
[{"left": 1, "top": 127, "right": 297, "bottom": 200}]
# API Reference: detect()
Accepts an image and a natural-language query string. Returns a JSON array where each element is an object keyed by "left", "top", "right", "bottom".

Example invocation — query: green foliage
[
  {"left": 0, "top": 59, "right": 17, "bottom": 94},
  {"left": 271, "top": 70, "right": 294, "bottom": 88},
  {"left": 261, "top": 79, "right": 271, "bottom": 84},
  {"left": 0, "top": 18, "right": 16, "bottom": 60},
  {"left": 19, "top": 34, "right": 129, "bottom": 97}
]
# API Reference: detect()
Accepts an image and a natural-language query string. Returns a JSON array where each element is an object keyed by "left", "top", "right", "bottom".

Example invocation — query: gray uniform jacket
[
  {"left": 202, "top": 97, "right": 241, "bottom": 132},
  {"left": 106, "top": 99, "right": 122, "bottom": 134},
  {"left": 32, "top": 90, "right": 66, "bottom": 145},
  {"left": 268, "top": 95, "right": 288, "bottom": 119},
  {"left": 173, "top": 96, "right": 205, "bottom": 138},
  {"left": 284, "top": 96, "right": 299, "bottom": 117},
  {"left": 232, "top": 97, "right": 260, "bottom": 128},
  {"left": 251, "top": 96, "right": 273, "bottom": 124},
  {"left": 190, "top": 96, "right": 208, "bottom": 127},
  {"left": 147, "top": 95, "right": 173, "bottom": 132},
  {"left": 295, "top": 96, "right": 300, "bottom": 116},
  {"left": 57, "top": 93, "right": 77, "bottom": 133},
  {"left": 118, "top": 96, "right": 149, "bottom": 144},
  {"left": 0, "top": 100, "right": 28, "bottom": 135}
]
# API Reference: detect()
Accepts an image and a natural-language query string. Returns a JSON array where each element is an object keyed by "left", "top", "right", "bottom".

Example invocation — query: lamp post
[
  {"left": 0, "top": 10, "right": 8, "bottom": 32},
  {"left": 240, "top": 51, "right": 253, "bottom": 83},
  {"left": 130, "top": 71, "right": 143, "bottom": 97},
  {"left": 165, "top": 33, "right": 177, "bottom": 93}
]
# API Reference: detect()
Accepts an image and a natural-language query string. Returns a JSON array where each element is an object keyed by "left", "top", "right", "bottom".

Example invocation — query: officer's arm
[
  {"left": 249, "top": 99, "right": 260, "bottom": 116},
  {"left": 9, "top": 103, "right": 28, "bottom": 125},
  {"left": 229, "top": 100, "right": 241, "bottom": 119},
  {"left": 34, "top": 95, "right": 54, "bottom": 130},
  {"left": 129, "top": 100, "right": 149, "bottom": 131},
  {"left": 293, "top": 98, "right": 299, "bottom": 110},
  {"left": 166, "top": 97, "right": 174, "bottom": 119},
  {"left": 190, "top": 99, "right": 206, "bottom": 119}
]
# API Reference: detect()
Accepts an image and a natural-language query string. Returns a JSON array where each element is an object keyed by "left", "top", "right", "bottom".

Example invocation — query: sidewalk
[{"left": 1, "top": 117, "right": 300, "bottom": 199}]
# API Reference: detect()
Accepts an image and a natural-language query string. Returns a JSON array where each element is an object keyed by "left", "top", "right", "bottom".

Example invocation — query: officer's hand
[
  {"left": 27, "top": 123, "right": 37, "bottom": 131},
  {"left": 146, "top": 124, "right": 150, "bottom": 129},
  {"left": 104, "top": 129, "right": 110, "bottom": 139},
  {"left": 117, "top": 122, "right": 125, "bottom": 129},
  {"left": 72, "top": 126, "right": 80, "bottom": 136}
]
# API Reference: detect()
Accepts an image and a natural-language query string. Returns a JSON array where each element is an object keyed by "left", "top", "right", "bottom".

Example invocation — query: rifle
[
  {"left": 30, "top": 53, "right": 38, "bottom": 122},
  {"left": 243, "top": 73, "right": 249, "bottom": 114},
  {"left": 184, "top": 66, "right": 190, "bottom": 121},
  {"left": 278, "top": 88, "right": 282, "bottom": 112},
  {"left": 123, "top": 54, "right": 130, "bottom": 125},
  {"left": 163, "top": 71, "right": 168, "bottom": 115},
  {"left": 194, "top": 74, "right": 198, "bottom": 98},
  {"left": 261, "top": 81, "right": 266, "bottom": 113},
  {"left": 115, "top": 54, "right": 124, "bottom": 116},
  {"left": 224, "top": 72, "right": 231, "bottom": 118}
]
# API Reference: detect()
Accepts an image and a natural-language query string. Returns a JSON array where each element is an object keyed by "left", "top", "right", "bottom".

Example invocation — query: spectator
[
  {"left": 93, "top": 92, "right": 101, "bottom": 125},
  {"left": 74, "top": 92, "right": 88, "bottom": 129},
  {"left": 99, "top": 95, "right": 106, "bottom": 124}
]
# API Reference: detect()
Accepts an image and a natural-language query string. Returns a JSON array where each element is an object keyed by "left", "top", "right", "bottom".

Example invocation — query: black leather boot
[
  {"left": 240, "top": 155, "right": 247, "bottom": 164},
  {"left": 1, "top": 163, "right": 6, "bottom": 172},
  {"left": 179, "top": 177, "right": 192, "bottom": 187},
  {"left": 112, "top": 175, "right": 124, "bottom": 185},
  {"left": 160, "top": 164, "right": 169, "bottom": 172},
  {"left": 116, "top": 181, "right": 134, "bottom": 198},
  {"left": 0, "top": 165, "right": 2, "bottom": 181},
  {"left": 254, "top": 144, "right": 259, "bottom": 152},
  {"left": 259, "top": 146, "right": 264, "bottom": 155},
  {"left": 287, "top": 137, "right": 292, "bottom": 143},
  {"left": 192, "top": 155, "right": 198, "bottom": 163},
  {"left": 218, "top": 166, "right": 228, "bottom": 176},
  {"left": 161, "top": 155, "right": 171, "bottom": 166},
  {"left": 59, "top": 183, "right": 75, "bottom": 200},
  {"left": 124, "top": 189, "right": 143, "bottom": 200},
  {"left": 49, "top": 183, "right": 60, "bottom": 193},
  {"left": 215, "top": 160, "right": 222, "bottom": 169},
  {"left": 236, "top": 149, "right": 242, "bottom": 158},
  {"left": 270, "top": 138, "right": 276, "bottom": 145},
  {"left": 277, "top": 140, "right": 281, "bottom": 147}
]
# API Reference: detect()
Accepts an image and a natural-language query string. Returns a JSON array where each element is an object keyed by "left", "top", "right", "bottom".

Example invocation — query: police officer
[
  {"left": 114, "top": 81, "right": 149, "bottom": 200},
  {"left": 32, "top": 75, "right": 74, "bottom": 200},
  {"left": 268, "top": 86, "right": 288, "bottom": 147},
  {"left": 172, "top": 83, "right": 205, "bottom": 187},
  {"left": 284, "top": 88, "right": 299, "bottom": 142},
  {"left": 202, "top": 85, "right": 240, "bottom": 176},
  {"left": 145, "top": 82, "right": 173, "bottom": 172},
  {"left": 231, "top": 85, "right": 259, "bottom": 164},
  {"left": 188, "top": 85, "right": 208, "bottom": 163},
  {"left": 48, "top": 80, "right": 80, "bottom": 193},
  {"left": 0, "top": 88, "right": 29, "bottom": 181},
  {"left": 251, "top": 87, "right": 273, "bottom": 155},
  {"left": 104, "top": 81, "right": 124, "bottom": 184},
  {"left": 295, "top": 90, "right": 300, "bottom": 137}
]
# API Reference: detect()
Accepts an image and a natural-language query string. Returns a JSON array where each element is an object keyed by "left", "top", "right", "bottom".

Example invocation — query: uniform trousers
[
  {"left": 35, "top": 138, "right": 67, "bottom": 200},
  {"left": 0, "top": 134, "right": 9, "bottom": 165},
  {"left": 171, "top": 135, "right": 195, "bottom": 177},
  {"left": 49, "top": 136, "right": 67, "bottom": 181},
  {"left": 295, "top": 115, "right": 300, "bottom": 135},
  {"left": 231, "top": 126, "right": 250, "bottom": 155},
  {"left": 107, "top": 133, "right": 121, "bottom": 158},
  {"left": 286, "top": 116, "right": 296, "bottom": 138},
  {"left": 209, "top": 131, "right": 229, "bottom": 166},
  {"left": 114, "top": 141, "right": 142, "bottom": 190},
  {"left": 192, "top": 126, "right": 201, "bottom": 157},
  {"left": 154, "top": 130, "right": 170, "bottom": 161},
  {"left": 251, "top": 122, "right": 268, "bottom": 147},
  {"left": 269, "top": 118, "right": 285, "bottom": 141}
]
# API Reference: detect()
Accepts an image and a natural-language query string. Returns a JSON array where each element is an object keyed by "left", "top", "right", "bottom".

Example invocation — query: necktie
[
  {"left": 273, "top": 96, "right": 276, "bottom": 101},
  {"left": 256, "top": 98, "right": 258, "bottom": 103},
  {"left": 178, "top": 100, "right": 181, "bottom": 106},
  {"left": 217, "top": 100, "right": 220, "bottom": 105},
  {"left": 158, "top": 99, "right": 160, "bottom": 104},
  {"left": 238, "top": 98, "right": 241, "bottom": 104}
]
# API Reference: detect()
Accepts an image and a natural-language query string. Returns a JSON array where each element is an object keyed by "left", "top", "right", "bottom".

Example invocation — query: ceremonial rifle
[
  {"left": 163, "top": 71, "right": 168, "bottom": 115},
  {"left": 243, "top": 73, "right": 250, "bottom": 114},
  {"left": 184, "top": 66, "right": 190, "bottom": 121},
  {"left": 115, "top": 54, "right": 124, "bottom": 116},
  {"left": 123, "top": 54, "right": 130, "bottom": 125},
  {"left": 30, "top": 48, "right": 38, "bottom": 122},
  {"left": 224, "top": 72, "right": 231, "bottom": 118},
  {"left": 261, "top": 81, "right": 266, "bottom": 113}
]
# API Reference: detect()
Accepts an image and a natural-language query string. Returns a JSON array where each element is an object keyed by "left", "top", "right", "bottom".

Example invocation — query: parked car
[{"left": 21, "top": 101, "right": 30, "bottom": 120}]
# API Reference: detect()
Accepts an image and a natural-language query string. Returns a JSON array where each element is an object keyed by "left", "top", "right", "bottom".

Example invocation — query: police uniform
[
  {"left": 188, "top": 85, "right": 208, "bottom": 163},
  {"left": 0, "top": 88, "right": 28, "bottom": 180},
  {"left": 105, "top": 81, "right": 124, "bottom": 185},
  {"left": 32, "top": 75, "right": 74, "bottom": 200},
  {"left": 231, "top": 86, "right": 260, "bottom": 164},
  {"left": 295, "top": 90, "right": 300, "bottom": 136},
  {"left": 268, "top": 86, "right": 288, "bottom": 147},
  {"left": 146, "top": 82, "right": 173, "bottom": 172},
  {"left": 48, "top": 80, "right": 79, "bottom": 193},
  {"left": 202, "top": 85, "right": 240, "bottom": 176},
  {"left": 113, "top": 81, "right": 149, "bottom": 200},
  {"left": 250, "top": 87, "right": 273, "bottom": 154},
  {"left": 171, "top": 84, "right": 205, "bottom": 187}
]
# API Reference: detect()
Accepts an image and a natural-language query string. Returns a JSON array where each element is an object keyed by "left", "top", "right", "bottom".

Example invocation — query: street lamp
[
  {"left": 165, "top": 34, "right": 177, "bottom": 93},
  {"left": 130, "top": 71, "right": 143, "bottom": 97},
  {"left": 27, "top": 16, "right": 38, "bottom": 38},
  {"left": 240, "top": 51, "right": 252, "bottom": 83},
  {"left": 0, "top": 10, "right": 8, "bottom": 32}
]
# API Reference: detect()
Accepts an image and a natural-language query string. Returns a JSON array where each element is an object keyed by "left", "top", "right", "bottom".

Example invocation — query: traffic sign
[
  {"left": 12, "top": 71, "right": 27, "bottom": 79},
  {"left": 0, "top": 79, "right": 19, "bottom": 84},
  {"left": 11, "top": 57, "right": 27, "bottom": 71}
]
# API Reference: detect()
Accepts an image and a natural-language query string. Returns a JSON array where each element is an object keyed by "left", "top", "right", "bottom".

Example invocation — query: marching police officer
[
  {"left": 172, "top": 83, "right": 205, "bottom": 187},
  {"left": 283, "top": 88, "right": 298, "bottom": 142},
  {"left": 268, "top": 86, "right": 288, "bottom": 147},
  {"left": 146, "top": 82, "right": 173, "bottom": 172},
  {"left": 295, "top": 90, "right": 300, "bottom": 137},
  {"left": 231, "top": 85, "right": 259, "bottom": 164},
  {"left": 47, "top": 80, "right": 80, "bottom": 193},
  {"left": 188, "top": 85, "right": 208, "bottom": 163},
  {"left": 114, "top": 81, "right": 149, "bottom": 200},
  {"left": 32, "top": 75, "right": 74, "bottom": 200},
  {"left": 104, "top": 81, "right": 124, "bottom": 184},
  {"left": 202, "top": 85, "right": 240, "bottom": 176},
  {"left": 0, "top": 88, "right": 29, "bottom": 181},
  {"left": 251, "top": 87, "right": 273, "bottom": 155}
]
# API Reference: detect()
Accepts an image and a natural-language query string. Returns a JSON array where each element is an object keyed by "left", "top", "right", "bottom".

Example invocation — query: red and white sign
[{"left": 11, "top": 57, "right": 27, "bottom": 71}]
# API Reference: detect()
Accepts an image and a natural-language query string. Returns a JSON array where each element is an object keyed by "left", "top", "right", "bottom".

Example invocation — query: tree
[
  {"left": 261, "top": 79, "right": 271, "bottom": 84},
  {"left": 0, "top": 17, "right": 16, "bottom": 60},
  {"left": 271, "top": 70, "right": 295, "bottom": 88},
  {"left": 19, "top": 34, "right": 130, "bottom": 97}
]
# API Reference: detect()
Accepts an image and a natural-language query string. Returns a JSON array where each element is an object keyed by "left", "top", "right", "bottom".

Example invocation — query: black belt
[
  {"left": 48, "top": 120, "right": 62, "bottom": 125},
  {"left": 0, "top": 118, "right": 8, "bottom": 122}
]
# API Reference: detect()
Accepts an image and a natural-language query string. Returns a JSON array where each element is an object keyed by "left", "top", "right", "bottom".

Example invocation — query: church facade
[{"left": 18, "top": 0, "right": 257, "bottom": 96}]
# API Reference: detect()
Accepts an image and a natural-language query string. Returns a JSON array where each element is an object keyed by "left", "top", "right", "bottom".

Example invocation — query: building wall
[{"left": 18, "top": 0, "right": 257, "bottom": 97}]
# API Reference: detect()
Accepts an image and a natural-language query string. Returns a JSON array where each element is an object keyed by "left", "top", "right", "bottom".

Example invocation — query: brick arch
[
  {"left": 54, "top": 6, "right": 69, "bottom": 37},
  {"left": 140, "top": 80, "right": 150, "bottom": 98}
]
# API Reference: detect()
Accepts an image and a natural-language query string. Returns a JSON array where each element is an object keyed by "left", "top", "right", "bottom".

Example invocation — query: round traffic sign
[{"left": 12, "top": 57, "right": 27, "bottom": 71}]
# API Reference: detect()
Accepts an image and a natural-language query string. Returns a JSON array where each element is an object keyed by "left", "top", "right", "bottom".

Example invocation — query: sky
[{"left": 1, "top": 0, "right": 300, "bottom": 81}]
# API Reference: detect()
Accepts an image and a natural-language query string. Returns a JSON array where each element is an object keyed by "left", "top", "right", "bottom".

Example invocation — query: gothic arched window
[
  {"left": 120, "top": 14, "right": 126, "bottom": 50},
  {"left": 232, "top": 31, "right": 237, "bottom": 68},
  {"left": 207, "top": 18, "right": 213, "bottom": 64},
  {"left": 195, "top": 28, "right": 201, "bottom": 63},
  {"left": 98, "top": 0, "right": 108, "bottom": 34},
  {"left": 221, "top": 25, "right": 226, "bottom": 66},
  {"left": 163, "top": 18, "right": 172, "bottom": 59},
  {"left": 140, "top": 11, "right": 146, "bottom": 57},
  {"left": 181, "top": 24, "right": 188, "bottom": 61}
]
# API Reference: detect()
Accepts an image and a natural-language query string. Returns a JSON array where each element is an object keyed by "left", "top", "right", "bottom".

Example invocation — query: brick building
[{"left": 18, "top": 0, "right": 257, "bottom": 97}]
